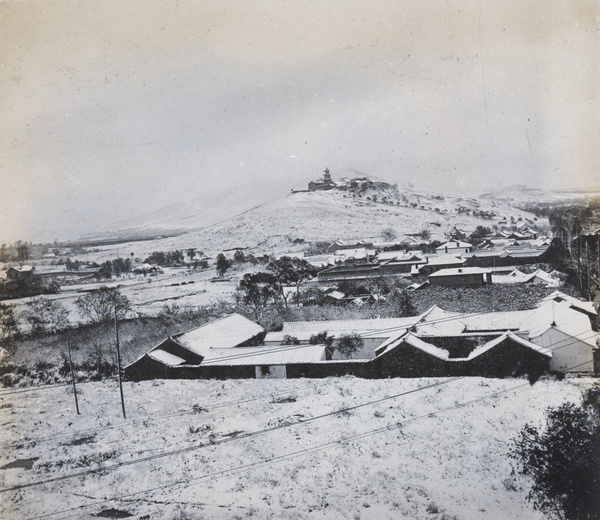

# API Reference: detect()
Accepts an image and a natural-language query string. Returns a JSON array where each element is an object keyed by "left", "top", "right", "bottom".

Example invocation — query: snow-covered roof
[
  {"left": 400, "top": 236, "right": 418, "bottom": 244},
  {"left": 525, "top": 300, "right": 596, "bottom": 345},
  {"left": 265, "top": 316, "right": 421, "bottom": 343},
  {"left": 148, "top": 349, "right": 187, "bottom": 366},
  {"left": 334, "top": 248, "right": 369, "bottom": 259},
  {"left": 201, "top": 344, "right": 326, "bottom": 366},
  {"left": 539, "top": 291, "right": 596, "bottom": 316},
  {"left": 173, "top": 314, "right": 264, "bottom": 358},
  {"left": 379, "top": 333, "right": 450, "bottom": 360},
  {"left": 9, "top": 265, "right": 34, "bottom": 272},
  {"left": 377, "top": 251, "right": 424, "bottom": 262},
  {"left": 414, "top": 306, "right": 466, "bottom": 335},
  {"left": 436, "top": 240, "right": 472, "bottom": 250},
  {"left": 429, "top": 267, "right": 490, "bottom": 278},
  {"left": 304, "top": 254, "right": 335, "bottom": 267},
  {"left": 492, "top": 269, "right": 529, "bottom": 284},
  {"left": 467, "top": 332, "right": 552, "bottom": 360},
  {"left": 461, "top": 310, "right": 534, "bottom": 332},
  {"left": 424, "top": 254, "right": 467, "bottom": 267}
]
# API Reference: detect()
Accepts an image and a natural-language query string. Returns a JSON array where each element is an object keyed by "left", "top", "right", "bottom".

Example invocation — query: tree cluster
[
  {"left": 96, "top": 257, "right": 133, "bottom": 279},
  {"left": 144, "top": 250, "right": 185, "bottom": 267},
  {"left": 0, "top": 277, "right": 60, "bottom": 300}
]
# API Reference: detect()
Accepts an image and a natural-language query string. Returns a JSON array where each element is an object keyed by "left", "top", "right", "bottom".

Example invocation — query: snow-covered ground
[
  {"left": 5, "top": 266, "right": 240, "bottom": 329},
  {"left": 0, "top": 375, "right": 594, "bottom": 519}
]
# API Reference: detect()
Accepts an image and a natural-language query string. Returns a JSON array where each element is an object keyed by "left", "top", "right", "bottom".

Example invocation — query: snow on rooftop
[
  {"left": 377, "top": 251, "right": 425, "bottom": 262},
  {"left": 265, "top": 316, "right": 421, "bottom": 343},
  {"left": 400, "top": 334, "right": 450, "bottom": 360},
  {"left": 429, "top": 267, "right": 490, "bottom": 278},
  {"left": 148, "top": 349, "right": 187, "bottom": 366},
  {"left": 467, "top": 332, "right": 552, "bottom": 360},
  {"left": 540, "top": 291, "right": 596, "bottom": 316},
  {"left": 201, "top": 344, "right": 326, "bottom": 366},
  {"left": 425, "top": 254, "right": 467, "bottom": 267},
  {"left": 525, "top": 300, "right": 596, "bottom": 345},
  {"left": 461, "top": 310, "right": 534, "bottom": 332},
  {"left": 436, "top": 240, "right": 472, "bottom": 249},
  {"left": 173, "top": 314, "right": 264, "bottom": 358}
]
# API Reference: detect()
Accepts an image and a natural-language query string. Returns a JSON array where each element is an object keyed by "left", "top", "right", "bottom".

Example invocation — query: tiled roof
[
  {"left": 201, "top": 344, "right": 326, "bottom": 366},
  {"left": 173, "top": 314, "right": 264, "bottom": 357}
]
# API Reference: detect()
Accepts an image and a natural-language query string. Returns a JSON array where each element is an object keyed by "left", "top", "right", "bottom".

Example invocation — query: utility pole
[
  {"left": 586, "top": 239, "right": 591, "bottom": 301},
  {"left": 577, "top": 225, "right": 582, "bottom": 294},
  {"left": 67, "top": 340, "right": 80, "bottom": 415},
  {"left": 114, "top": 306, "right": 126, "bottom": 419}
]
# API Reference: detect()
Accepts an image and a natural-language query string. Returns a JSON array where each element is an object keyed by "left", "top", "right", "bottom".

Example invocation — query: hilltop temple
[{"left": 308, "top": 168, "right": 336, "bottom": 191}]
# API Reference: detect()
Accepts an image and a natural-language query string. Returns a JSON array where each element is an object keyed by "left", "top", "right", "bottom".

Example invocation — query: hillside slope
[{"left": 149, "top": 187, "right": 548, "bottom": 254}]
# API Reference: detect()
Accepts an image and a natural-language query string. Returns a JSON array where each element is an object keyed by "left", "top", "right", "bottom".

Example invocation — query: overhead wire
[
  {"left": 1, "top": 311, "right": 595, "bottom": 452},
  {"left": 2, "top": 325, "right": 594, "bottom": 494},
  {"left": 19, "top": 359, "right": 595, "bottom": 520}
]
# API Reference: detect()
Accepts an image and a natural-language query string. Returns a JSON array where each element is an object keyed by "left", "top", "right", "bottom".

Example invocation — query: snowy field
[
  {"left": 5, "top": 266, "right": 239, "bottom": 329},
  {"left": 0, "top": 375, "right": 595, "bottom": 520}
]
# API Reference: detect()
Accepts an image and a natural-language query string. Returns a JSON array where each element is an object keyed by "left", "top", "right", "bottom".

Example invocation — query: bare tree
[
  {"left": 0, "top": 303, "right": 20, "bottom": 348},
  {"left": 22, "top": 298, "right": 70, "bottom": 334},
  {"left": 75, "top": 286, "right": 131, "bottom": 325},
  {"left": 382, "top": 227, "right": 397, "bottom": 242}
]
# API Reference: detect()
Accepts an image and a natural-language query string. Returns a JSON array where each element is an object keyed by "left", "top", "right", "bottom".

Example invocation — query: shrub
[
  {"left": 334, "top": 333, "right": 364, "bottom": 359},
  {"left": 309, "top": 332, "right": 335, "bottom": 347},
  {"left": 510, "top": 387, "right": 600, "bottom": 520}
]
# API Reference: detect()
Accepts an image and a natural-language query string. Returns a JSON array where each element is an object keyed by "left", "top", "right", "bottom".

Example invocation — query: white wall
[{"left": 531, "top": 327, "right": 594, "bottom": 372}]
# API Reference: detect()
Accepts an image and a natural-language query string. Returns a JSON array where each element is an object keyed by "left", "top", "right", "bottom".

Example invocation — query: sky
[{"left": 1, "top": 0, "right": 598, "bottom": 242}]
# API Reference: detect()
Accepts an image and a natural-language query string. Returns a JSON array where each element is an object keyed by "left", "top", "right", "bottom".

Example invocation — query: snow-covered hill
[{"left": 117, "top": 184, "right": 548, "bottom": 257}]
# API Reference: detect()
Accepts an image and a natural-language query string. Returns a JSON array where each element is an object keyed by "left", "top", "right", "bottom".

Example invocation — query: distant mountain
[{"left": 479, "top": 185, "right": 598, "bottom": 204}]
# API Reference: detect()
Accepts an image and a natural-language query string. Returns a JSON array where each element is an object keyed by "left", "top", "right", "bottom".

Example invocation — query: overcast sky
[{"left": 1, "top": 0, "right": 598, "bottom": 242}]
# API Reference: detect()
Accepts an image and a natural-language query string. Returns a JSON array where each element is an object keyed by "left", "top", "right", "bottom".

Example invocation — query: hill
[
  {"left": 56, "top": 179, "right": 567, "bottom": 262},
  {"left": 119, "top": 183, "right": 549, "bottom": 257}
]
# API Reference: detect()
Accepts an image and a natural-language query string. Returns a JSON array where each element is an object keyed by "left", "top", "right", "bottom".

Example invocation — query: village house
[
  {"left": 428, "top": 267, "right": 492, "bottom": 288},
  {"left": 125, "top": 292, "right": 598, "bottom": 381},
  {"left": 492, "top": 268, "right": 560, "bottom": 288},
  {"left": 416, "top": 253, "right": 467, "bottom": 275},
  {"left": 445, "top": 226, "right": 468, "bottom": 240},
  {"left": 6, "top": 265, "right": 35, "bottom": 280},
  {"left": 435, "top": 240, "right": 473, "bottom": 256}
]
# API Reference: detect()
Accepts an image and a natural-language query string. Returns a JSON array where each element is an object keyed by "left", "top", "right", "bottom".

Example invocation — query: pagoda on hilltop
[{"left": 308, "top": 167, "right": 336, "bottom": 191}]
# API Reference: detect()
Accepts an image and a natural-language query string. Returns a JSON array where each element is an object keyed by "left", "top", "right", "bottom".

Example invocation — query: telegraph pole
[
  {"left": 114, "top": 306, "right": 126, "bottom": 419},
  {"left": 586, "top": 240, "right": 591, "bottom": 301},
  {"left": 67, "top": 340, "right": 80, "bottom": 415}
]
